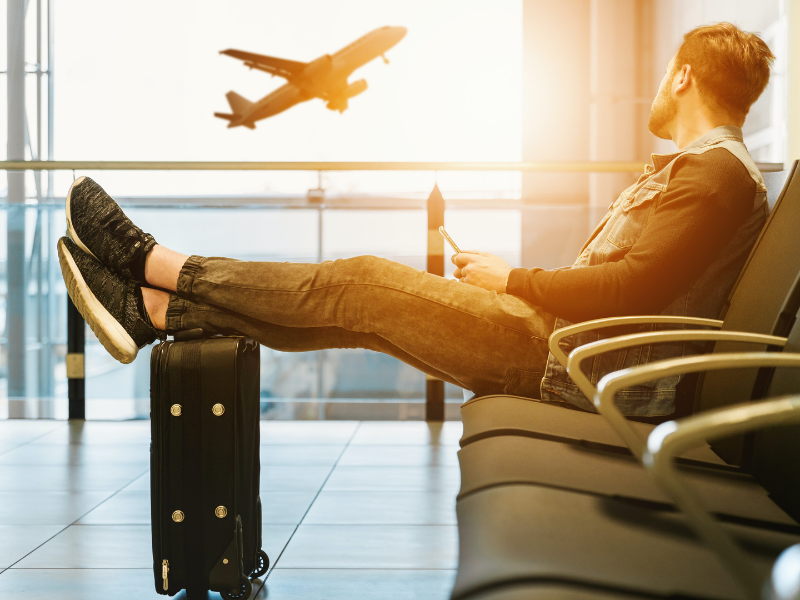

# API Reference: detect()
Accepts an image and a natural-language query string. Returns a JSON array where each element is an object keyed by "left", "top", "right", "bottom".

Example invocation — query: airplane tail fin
[
  {"left": 226, "top": 91, "right": 255, "bottom": 115},
  {"left": 214, "top": 112, "right": 256, "bottom": 129},
  {"left": 216, "top": 92, "right": 257, "bottom": 129}
]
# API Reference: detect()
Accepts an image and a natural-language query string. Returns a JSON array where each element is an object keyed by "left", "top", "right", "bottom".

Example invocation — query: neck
[
  {"left": 670, "top": 107, "right": 738, "bottom": 149},
  {"left": 671, "top": 118, "right": 719, "bottom": 149}
]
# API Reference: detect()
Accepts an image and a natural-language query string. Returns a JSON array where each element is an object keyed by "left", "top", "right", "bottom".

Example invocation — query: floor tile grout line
[
  {"left": 0, "top": 423, "right": 460, "bottom": 595},
  {"left": 257, "top": 422, "right": 363, "bottom": 587},
  {"left": 257, "top": 421, "right": 363, "bottom": 591},
  {"left": 3, "top": 424, "right": 352, "bottom": 585},
  {"left": 5, "top": 527, "right": 76, "bottom": 569},
  {"left": 1, "top": 424, "right": 457, "bottom": 585},
  {"left": 115, "top": 469, "right": 151, "bottom": 494},
  {"left": 0, "top": 422, "right": 70, "bottom": 459},
  {"left": 66, "top": 465, "right": 151, "bottom": 525},
  {"left": 3, "top": 465, "right": 150, "bottom": 570}
]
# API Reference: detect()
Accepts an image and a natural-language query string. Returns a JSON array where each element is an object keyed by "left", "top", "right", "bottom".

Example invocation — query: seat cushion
[
  {"left": 457, "top": 436, "right": 796, "bottom": 526},
  {"left": 458, "top": 583, "right": 653, "bottom": 600},
  {"left": 460, "top": 395, "right": 725, "bottom": 465},
  {"left": 453, "top": 484, "right": 799, "bottom": 600}
]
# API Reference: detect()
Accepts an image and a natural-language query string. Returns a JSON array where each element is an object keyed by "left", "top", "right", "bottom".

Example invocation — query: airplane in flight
[{"left": 214, "top": 26, "right": 407, "bottom": 129}]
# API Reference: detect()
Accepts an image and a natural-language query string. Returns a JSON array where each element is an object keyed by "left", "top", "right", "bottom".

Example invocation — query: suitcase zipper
[
  {"left": 162, "top": 559, "right": 169, "bottom": 591},
  {"left": 161, "top": 343, "right": 175, "bottom": 591},
  {"left": 153, "top": 342, "right": 173, "bottom": 594},
  {"left": 151, "top": 342, "right": 165, "bottom": 592}
]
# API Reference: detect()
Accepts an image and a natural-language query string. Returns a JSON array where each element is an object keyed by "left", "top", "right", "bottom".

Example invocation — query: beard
[{"left": 648, "top": 85, "right": 677, "bottom": 140}]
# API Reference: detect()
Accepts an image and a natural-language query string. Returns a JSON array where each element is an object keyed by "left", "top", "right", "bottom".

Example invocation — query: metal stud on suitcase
[{"left": 150, "top": 329, "right": 268, "bottom": 599}]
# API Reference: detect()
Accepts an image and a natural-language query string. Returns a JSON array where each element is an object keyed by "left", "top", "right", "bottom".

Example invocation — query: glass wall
[
  {"left": 6, "top": 0, "right": 787, "bottom": 419},
  {"left": 1, "top": 0, "right": 532, "bottom": 419}
]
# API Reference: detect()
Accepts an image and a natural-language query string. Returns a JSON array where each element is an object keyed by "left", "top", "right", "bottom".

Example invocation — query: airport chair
[
  {"left": 456, "top": 299, "right": 800, "bottom": 531},
  {"left": 456, "top": 431, "right": 795, "bottom": 527},
  {"left": 564, "top": 294, "right": 797, "bottom": 460},
  {"left": 452, "top": 478, "right": 798, "bottom": 600},
  {"left": 452, "top": 356, "right": 800, "bottom": 600},
  {"left": 455, "top": 545, "right": 798, "bottom": 600},
  {"left": 641, "top": 394, "right": 800, "bottom": 599},
  {"left": 459, "top": 161, "right": 800, "bottom": 458},
  {"left": 592, "top": 375, "right": 800, "bottom": 598}
]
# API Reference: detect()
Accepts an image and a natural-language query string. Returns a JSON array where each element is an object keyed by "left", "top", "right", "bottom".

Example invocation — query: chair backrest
[
  {"left": 695, "top": 161, "right": 800, "bottom": 462},
  {"left": 763, "top": 167, "right": 793, "bottom": 213},
  {"left": 751, "top": 293, "right": 800, "bottom": 521},
  {"left": 716, "top": 161, "right": 800, "bottom": 335},
  {"left": 694, "top": 162, "right": 800, "bottom": 387},
  {"left": 670, "top": 164, "right": 798, "bottom": 421}
]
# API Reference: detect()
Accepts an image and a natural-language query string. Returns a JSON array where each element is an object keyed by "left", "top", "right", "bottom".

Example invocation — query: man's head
[{"left": 648, "top": 22, "right": 775, "bottom": 142}]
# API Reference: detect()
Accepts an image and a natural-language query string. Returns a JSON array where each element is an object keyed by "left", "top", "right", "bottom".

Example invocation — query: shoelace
[{"left": 95, "top": 214, "right": 149, "bottom": 274}]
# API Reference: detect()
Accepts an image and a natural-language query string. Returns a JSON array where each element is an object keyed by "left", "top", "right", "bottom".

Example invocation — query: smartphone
[{"left": 438, "top": 226, "right": 461, "bottom": 254}]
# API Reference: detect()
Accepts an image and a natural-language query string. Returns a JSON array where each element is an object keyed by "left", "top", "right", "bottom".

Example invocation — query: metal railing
[
  {"left": 1, "top": 160, "right": 786, "bottom": 172},
  {"left": 1, "top": 160, "right": 658, "bottom": 172}
]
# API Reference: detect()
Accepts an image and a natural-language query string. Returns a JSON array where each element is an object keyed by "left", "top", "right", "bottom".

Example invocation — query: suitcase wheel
[
  {"left": 221, "top": 576, "right": 252, "bottom": 600},
  {"left": 251, "top": 549, "right": 269, "bottom": 578}
]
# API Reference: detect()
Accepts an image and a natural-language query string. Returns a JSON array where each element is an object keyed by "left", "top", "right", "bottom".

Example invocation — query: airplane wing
[{"left": 220, "top": 49, "right": 307, "bottom": 80}]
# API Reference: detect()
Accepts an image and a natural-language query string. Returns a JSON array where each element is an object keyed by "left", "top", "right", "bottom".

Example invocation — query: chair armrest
[
  {"left": 643, "top": 395, "right": 800, "bottom": 599},
  {"left": 646, "top": 395, "right": 800, "bottom": 461},
  {"left": 595, "top": 352, "right": 800, "bottom": 459},
  {"left": 548, "top": 316, "right": 723, "bottom": 367},
  {"left": 567, "top": 330, "right": 786, "bottom": 404}
]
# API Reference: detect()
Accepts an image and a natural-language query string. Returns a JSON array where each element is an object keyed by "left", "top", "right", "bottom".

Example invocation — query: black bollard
[
  {"left": 67, "top": 296, "right": 86, "bottom": 420},
  {"left": 425, "top": 184, "right": 446, "bottom": 421}
]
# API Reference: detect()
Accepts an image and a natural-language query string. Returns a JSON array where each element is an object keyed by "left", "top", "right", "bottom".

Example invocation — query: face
[{"left": 648, "top": 57, "right": 678, "bottom": 140}]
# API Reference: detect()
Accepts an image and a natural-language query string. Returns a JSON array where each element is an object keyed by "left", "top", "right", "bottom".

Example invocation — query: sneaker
[
  {"left": 65, "top": 176, "right": 156, "bottom": 285},
  {"left": 58, "top": 236, "right": 163, "bottom": 364}
]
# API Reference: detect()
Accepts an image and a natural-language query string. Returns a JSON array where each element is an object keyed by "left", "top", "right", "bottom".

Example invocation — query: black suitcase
[{"left": 150, "top": 329, "right": 268, "bottom": 599}]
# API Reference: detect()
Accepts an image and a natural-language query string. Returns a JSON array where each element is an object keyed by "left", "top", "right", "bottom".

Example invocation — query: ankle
[
  {"left": 141, "top": 287, "right": 169, "bottom": 330},
  {"left": 144, "top": 245, "right": 189, "bottom": 293},
  {"left": 143, "top": 245, "right": 158, "bottom": 287}
]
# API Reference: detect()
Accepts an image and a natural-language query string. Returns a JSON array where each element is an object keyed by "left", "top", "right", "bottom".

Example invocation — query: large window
[
  {"left": 2, "top": 0, "right": 524, "bottom": 419},
  {"left": 4, "top": 0, "right": 790, "bottom": 419}
]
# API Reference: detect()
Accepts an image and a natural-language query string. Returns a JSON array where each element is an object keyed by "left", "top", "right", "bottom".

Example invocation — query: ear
[{"left": 673, "top": 64, "right": 692, "bottom": 95}]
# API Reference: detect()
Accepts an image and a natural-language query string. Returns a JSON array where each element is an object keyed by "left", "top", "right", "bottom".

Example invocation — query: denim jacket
[{"left": 541, "top": 126, "right": 768, "bottom": 416}]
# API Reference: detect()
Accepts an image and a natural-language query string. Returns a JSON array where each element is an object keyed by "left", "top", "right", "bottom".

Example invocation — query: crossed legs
[{"left": 136, "top": 244, "right": 555, "bottom": 397}]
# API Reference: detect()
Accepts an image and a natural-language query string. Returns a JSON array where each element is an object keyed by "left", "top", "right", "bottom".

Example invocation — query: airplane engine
[
  {"left": 342, "top": 79, "right": 368, "bottom": 99},
  {"left": 326, "top": 79, "right": 368, "bottom": 113},
  {"left": 326, "top": 97, "right": 348, "bottom": 112}
]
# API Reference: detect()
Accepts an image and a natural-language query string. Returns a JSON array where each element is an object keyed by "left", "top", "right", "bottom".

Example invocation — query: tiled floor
[{"left": 0, "top": 419, "right": 460, "bottom": 599}]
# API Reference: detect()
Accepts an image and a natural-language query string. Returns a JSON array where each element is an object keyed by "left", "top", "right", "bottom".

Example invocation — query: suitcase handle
[
  {"left": 171, "top": 329, "right": 257, "bottom": 348},
  {"left": 172, "top": 328, "right": 208, "bottom": 342}
]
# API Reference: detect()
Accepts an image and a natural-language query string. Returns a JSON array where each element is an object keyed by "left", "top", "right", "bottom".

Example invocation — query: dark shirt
[{"left": 506, "top": 148, "right": 757, "bottom": 323}]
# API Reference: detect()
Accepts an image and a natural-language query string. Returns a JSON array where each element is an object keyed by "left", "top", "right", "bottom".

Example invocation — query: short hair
[{"left": 675, "top": 22, "right": 775, "bottom": 121}]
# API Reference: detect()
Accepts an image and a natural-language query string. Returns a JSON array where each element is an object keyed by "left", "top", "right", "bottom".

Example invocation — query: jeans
[{"left": 164, "top": 254, "right": 556, "bottom": 398}]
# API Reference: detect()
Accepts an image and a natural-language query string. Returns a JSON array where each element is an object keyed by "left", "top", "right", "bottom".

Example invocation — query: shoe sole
[
  {"left": 65, "top": 176, "right": 101, "bottom": 261},
  {"left": 58, "top": 238, "right": 138, "bottom": 364}
]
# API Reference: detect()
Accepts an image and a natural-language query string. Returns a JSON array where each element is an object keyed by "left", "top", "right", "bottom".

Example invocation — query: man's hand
[{"left": 452, "top": 251, "right": 512, "bottom": 293}]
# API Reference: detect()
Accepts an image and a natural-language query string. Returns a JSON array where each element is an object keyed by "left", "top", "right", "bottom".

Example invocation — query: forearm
[{"left": 507, "top": 264, "right": 662, "bottom": 322}]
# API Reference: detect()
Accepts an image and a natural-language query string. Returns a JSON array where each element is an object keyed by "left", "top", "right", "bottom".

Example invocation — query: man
[{"left": 58, "top": 22, "right": 774, "bottom": 417}]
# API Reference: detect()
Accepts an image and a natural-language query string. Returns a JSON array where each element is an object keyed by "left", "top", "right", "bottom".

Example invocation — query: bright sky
[
  {"left": 1, "top": 1, "right": 524, "bottom": 263},
  {"left": 42, "top": 0, "right": 522, "bottom": 196}
]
